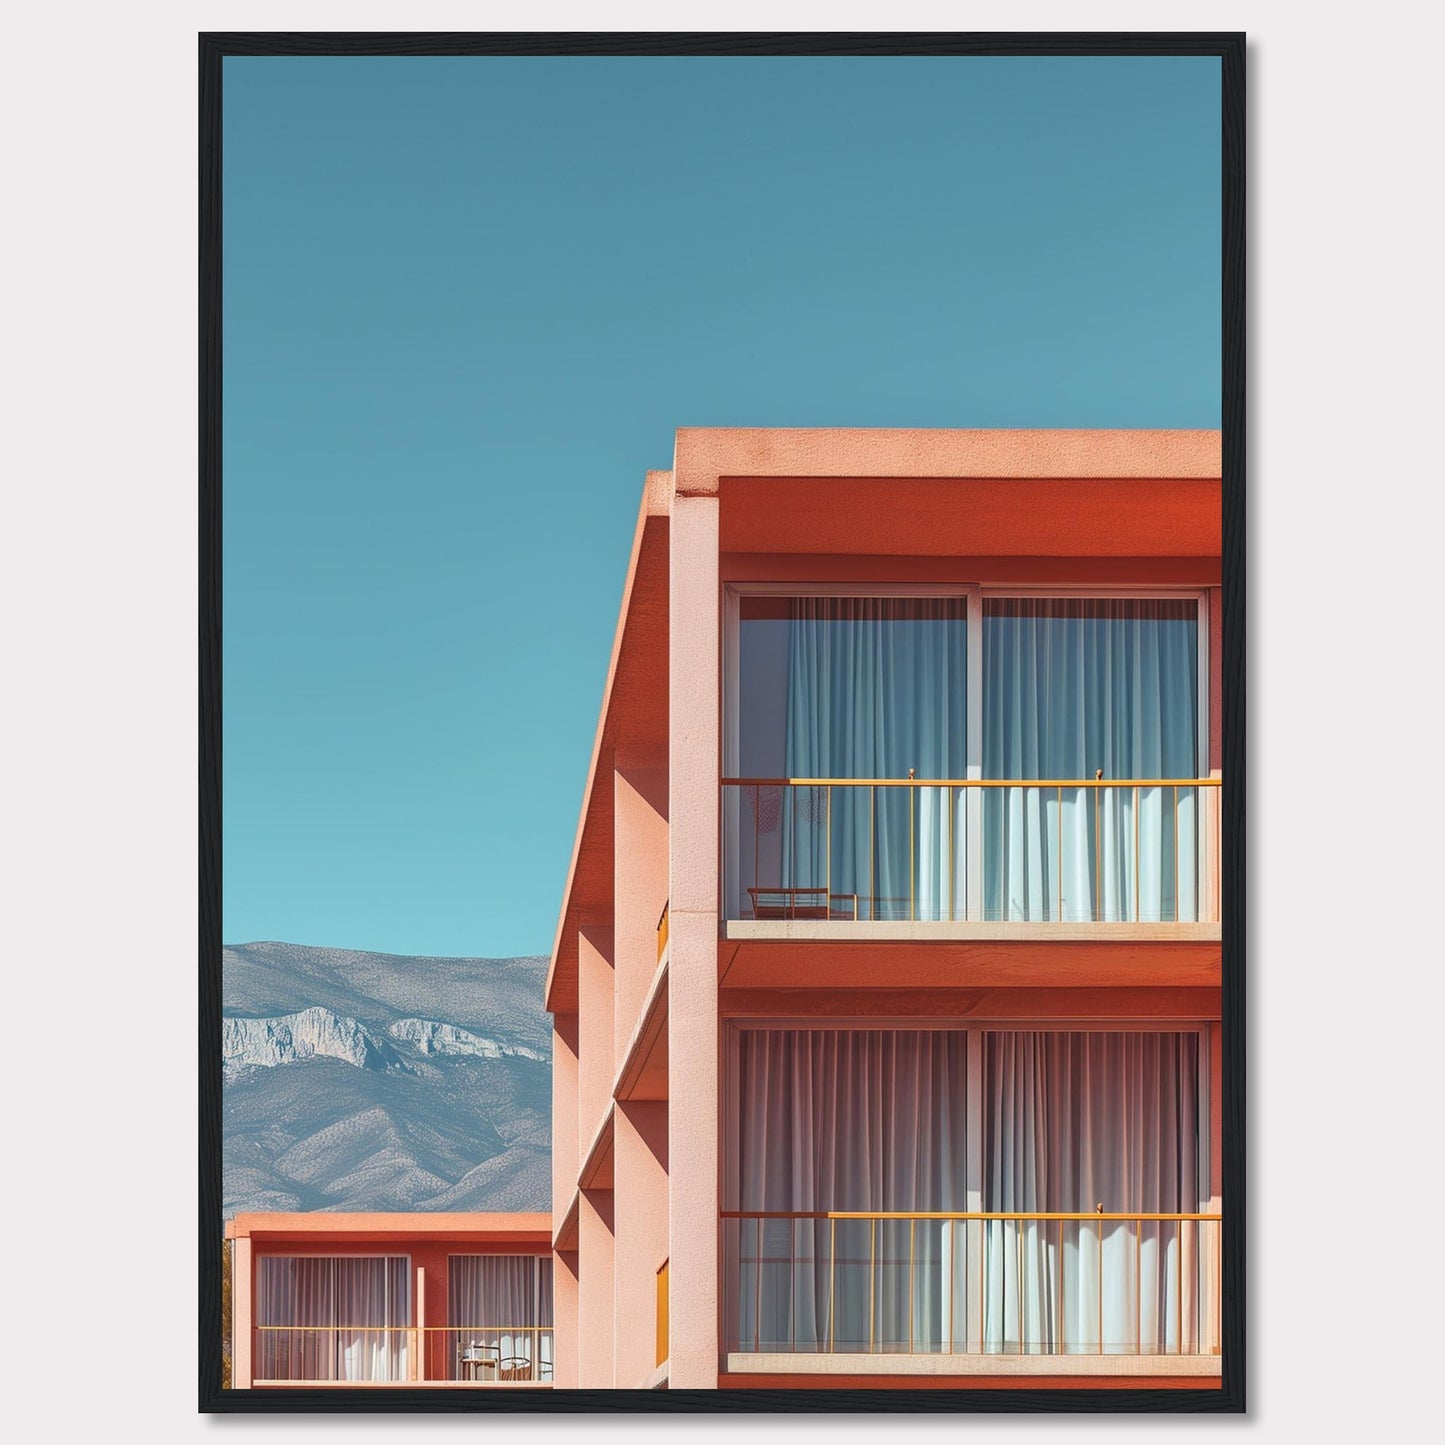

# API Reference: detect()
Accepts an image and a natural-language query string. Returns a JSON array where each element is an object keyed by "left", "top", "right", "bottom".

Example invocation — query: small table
[{"left": 748, "top": 886, "right": 859, "bottom": 920}]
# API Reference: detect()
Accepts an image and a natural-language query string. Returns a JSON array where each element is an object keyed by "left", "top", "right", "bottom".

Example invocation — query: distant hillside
[{"left": 223, "top": 942, "right": 551, "bottom": 1218}]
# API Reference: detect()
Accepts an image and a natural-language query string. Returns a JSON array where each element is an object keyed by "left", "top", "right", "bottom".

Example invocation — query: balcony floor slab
[{"left": 724, "top": 921, "right": 1221, "bottom": 943}]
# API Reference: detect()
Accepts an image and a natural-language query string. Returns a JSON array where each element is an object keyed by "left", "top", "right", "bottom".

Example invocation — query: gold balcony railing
[
  {"left": 722, "top": 777, "right": 1221, "bottom": 925},
  {"left": 657, "top": 901, "right": 669, "bottom": 962},
  {"left": 251, "top": 1324, "right": 553, "bottom": 1384},
  {"left": 656, "top": 1258, "right": 669, "bottom": 1368},
  {"left": 722, "top": 1210, "right": 1221, "bottom": 1358}
]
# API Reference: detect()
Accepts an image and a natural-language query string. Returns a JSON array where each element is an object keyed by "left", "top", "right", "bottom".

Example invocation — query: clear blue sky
[{"left": 222, "top": 55, "right": 1220, "bottom": 959}]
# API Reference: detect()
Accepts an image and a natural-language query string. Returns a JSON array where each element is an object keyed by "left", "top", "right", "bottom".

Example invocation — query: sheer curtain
[
  {"left": 448, "top": 1256, "right": 551, "bottom": 1379},
  {"left": 983, "top": 1031, "right": 1202, "bottom": 1354},
  {"left": 730, "top": 1028, "right": 969, "bottom": 1352},
  {"left": 783, "top": 598, "right": 967, "bottom": 920},
  {"left": 983, "top": 599, "right": 1199, "bottom": 922},
  {"left": 255, "top": 1256, "right": 409, "bottom": 1381}
]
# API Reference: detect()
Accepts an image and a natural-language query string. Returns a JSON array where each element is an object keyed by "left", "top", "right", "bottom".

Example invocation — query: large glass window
[
  {"left": 255, "top": 1255, "right": 410, "bottom": 1381},
  {"left": 727, "top": 591, "right": 1204, "bottom": 923},
  {"left": 725, "top": 1025, "right": 1211, "bottom": 1357}
]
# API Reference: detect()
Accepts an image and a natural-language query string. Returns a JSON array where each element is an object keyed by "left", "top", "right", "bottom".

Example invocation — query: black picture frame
[{"left": 200, "top": 30, "right": 1244, "bottom": 1414}]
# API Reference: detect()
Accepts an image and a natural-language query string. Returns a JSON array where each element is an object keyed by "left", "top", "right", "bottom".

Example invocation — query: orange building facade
[
  {"left": 227, "top": 1213, "right": 553, "bottom": 1388},
  {"left": 545, "top": 428, "right": 1224, "bottom": 1390}
]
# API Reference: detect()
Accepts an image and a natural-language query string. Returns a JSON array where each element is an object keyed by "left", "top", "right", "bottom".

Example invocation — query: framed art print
[{"left": 200, "top": 31, "right": 1244, "bottom": 1414}]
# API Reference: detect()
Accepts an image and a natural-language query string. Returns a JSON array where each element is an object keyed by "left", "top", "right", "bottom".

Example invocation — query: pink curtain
[{"left": 730, "top": 1028, "right": 968, "bottom": 1352}]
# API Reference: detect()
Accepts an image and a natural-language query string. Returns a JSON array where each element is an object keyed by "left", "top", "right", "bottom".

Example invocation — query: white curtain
[
  {"left": 782, "top": 598, "right": 968, "bottom": 921},
  {"left": 255, "top": 1256, "right": 409, "bottom": 1381},
  {"left": 983, "top": 1031, "right": 1202, "bottom": 1354},
  {"left": 983, "top": 598, "right": 1199, "bottom": 921},
  {"left": 730, "top": 1028, "right": 969, "bottom": 1352},
  {"left": 448, "top": 1255, "right": 552, "bottom": 1380},
  {"left": 729, "top": 1026, "right": 1206, "bottom": 1358}
]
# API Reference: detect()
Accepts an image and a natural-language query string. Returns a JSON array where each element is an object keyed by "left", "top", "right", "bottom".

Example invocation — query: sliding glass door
[
  {"left": 727, "top": 1027, "right": 969, "bottom": 1352},
  {"left": 727, "top": 590, "right": 1205, "bottom": 924},
  {"left": 736, "top": 596, "right": 968, "bottom": 922},
  {"left": 982, "top": 1030, "right": 1203, "bottom": 1353},
  {"left": 725, "top": 1025, "right": 1211, "bottom": 1358},
  {"left": 255, "top": 1255, "right": 410, "bottom": 1381}
]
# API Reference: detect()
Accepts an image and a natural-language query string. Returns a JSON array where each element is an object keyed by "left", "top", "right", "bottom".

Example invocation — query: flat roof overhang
[
  {"left": 225, "top": 1212, "right": 552, "bottom": 1246},
  {"left": 545, "top": 472, "right": 671, "bottom": 1015}
]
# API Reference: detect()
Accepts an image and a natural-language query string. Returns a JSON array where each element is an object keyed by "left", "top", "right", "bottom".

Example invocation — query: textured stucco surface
[{"left": 674, "top": 426, "right": 1221, "bottom": 497}]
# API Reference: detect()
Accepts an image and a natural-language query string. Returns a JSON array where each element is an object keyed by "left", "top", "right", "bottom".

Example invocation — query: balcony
[
  {"left": 251, "top": 1324, "right": 554, "bottom": 1386},
  {"left": 723, "top": 1210, "right": 1221, "bottom": 1376},
  {"left": 722, "top": 776, "right": 1220, "bottom": 933}
]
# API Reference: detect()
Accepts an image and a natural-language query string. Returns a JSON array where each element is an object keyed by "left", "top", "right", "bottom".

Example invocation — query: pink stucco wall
[
  {"left": 614, "top": 757, "right": 668, "bottom": 1075},
  {"left": 577, "top": 1189, "right": 615, "bottom": 1387},
  {"left": 667, "top": 488, "right": 721, "bottom": 1388},
  {"left": 613, "top": 1100, "right": 669, "bottom": 1386},
  {"left": 551, "top": 1014, "right": 579, "bottom": 1233},
  {"left": 552, "top": 1250, "right": 580, "bottom": 1387},
  {"left": 577, "top": 926, "right": 614, "bottom": 1159}
]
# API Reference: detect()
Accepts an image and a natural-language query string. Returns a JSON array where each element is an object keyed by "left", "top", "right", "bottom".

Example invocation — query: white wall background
[{"left": 3, "top": 2, "right": 1438, "bottom": 1438}]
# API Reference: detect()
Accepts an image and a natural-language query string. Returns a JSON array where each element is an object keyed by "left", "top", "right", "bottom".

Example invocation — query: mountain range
[{"left": 223, "top": 941, "right": 551, "bottom": 1219}]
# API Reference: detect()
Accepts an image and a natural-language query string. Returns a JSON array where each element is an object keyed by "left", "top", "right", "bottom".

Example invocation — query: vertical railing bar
[
  {"left": 1178, "top": 1219, "right": 1184, "bottom": 1356},
  {"left": 1094, "top": 781, "right": 1102, "bottom": 921},
  {"left": 1174, "top": 784, "right": 1180, "bottom": 922},
  {"left": 1056, "top": 784, "right": 1063, "bottom": 921},
  {"left": 754, "top": 1218, "right": 761, "bottom": 1352},
  {"left": 909, "top": 1217, "right": 915, "bottom": 1353},
  {"left": 791, "top": 785, "right": 797, "bottom": 914},
  {"left": 1217, "top": 1218, "right": 1222, "bottom": 1354},
  {"left": 753, "top": 786, "right": 758, "bottom": 912},
  {"left": 1057, "top": 1218, "right": 1064, "bottom": 1356},
  {"left": 1018, "top": 1217, "right": 1024, "bottom": 1354},
  {"left": 949, "top": 785, "right": 955, "bottom": 921},
  {"left": 791, "top": 1220, "right": 796, "bottom": 1354},
  {"left": 980, "top": 1215, "right": 986, "bottom": 1358},
  {"left": 1133, "top": 784, "right": 1141, "bottom": 921},
  {"left": 947, "top": 1218, "right": 955, "bottom": 1355},
  {"left": 909, "top": 782, "right": 916, "bottom": 921},
  {"left": 1136, "top": 1215, "right": 1142, "bottom": 1357},
  {"left": 826, "top": 785, "right": 832, "bottom": 918},
  {"left": 1098, "top": 1209, "right": 1104, "bottom": 1356},
  {"left": 869, "top": 1216, "right": 876, "bottom": 1354},
  {"left": 829, "top": 1217, "right": 837, "bottom": 1353},
  {"left": 869, "top": 785, "right": 875, "bottom": 920}
]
